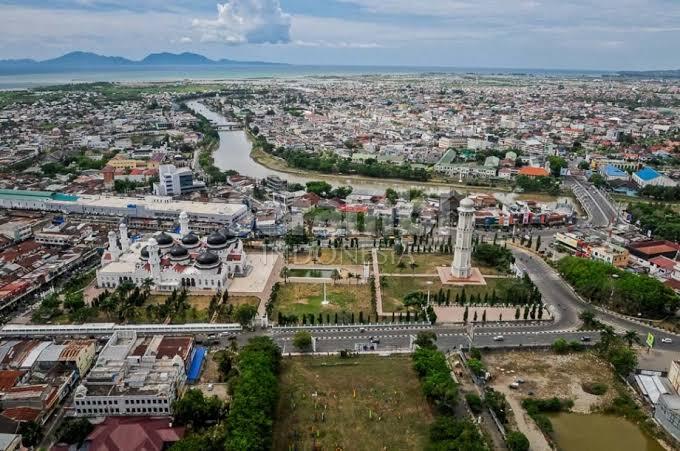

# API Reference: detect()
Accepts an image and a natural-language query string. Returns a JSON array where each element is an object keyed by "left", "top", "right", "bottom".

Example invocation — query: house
[
  {"left": 633, "top": 167, "right": 677, "bottom": 188},
  {"left": 82, "top": 416, "right": 186, "bottom": 451},
  {"left": 518, "top": 167, "right": 549, "bottom": 178}
]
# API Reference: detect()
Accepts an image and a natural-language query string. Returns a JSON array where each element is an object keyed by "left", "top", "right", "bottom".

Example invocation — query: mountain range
[{"left": 0, "top": 51, "right": 286, "bottom": 74}]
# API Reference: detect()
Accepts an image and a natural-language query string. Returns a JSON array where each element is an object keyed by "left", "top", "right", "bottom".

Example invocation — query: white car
[
  {"left": 493, "top": 335, "right": 504, "bottom": 342},
  {"left": 661, "top": 338, "right": 673, "bottom": 344}
]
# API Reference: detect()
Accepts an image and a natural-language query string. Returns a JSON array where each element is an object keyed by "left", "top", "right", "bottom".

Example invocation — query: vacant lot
[
  {"left": 273, "top": 355, "right": 433, "bottom": 451},
  {"left": 273, "top": 282, "right": 373, "bottom": 317}
]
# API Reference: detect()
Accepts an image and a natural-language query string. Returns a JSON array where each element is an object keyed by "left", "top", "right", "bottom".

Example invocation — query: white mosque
[{"left": 96, "top": 211, "right": 250, "bottom": 292}]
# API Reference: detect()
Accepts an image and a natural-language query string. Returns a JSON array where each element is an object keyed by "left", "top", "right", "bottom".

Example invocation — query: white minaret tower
[
  {"left": 107, "top": 230, "right": 120, "bottom": 262},
  {"left": 179, "top": 211, "right": 190, "bottom": 236},
  {"left": 147, "top": 238, "right": 162, "bottom": 281},
  {"left": 119, "top": 223, "right": 130, "bottom": 252},
  {"left": 451, "top": 197, "right": 475, "bottom": 279}
]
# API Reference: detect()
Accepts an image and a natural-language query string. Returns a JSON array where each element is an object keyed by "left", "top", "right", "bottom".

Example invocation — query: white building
[
  {"left": 153, "top": 164, "right": 205, "bottom": 197},
  {"left": 0, "top": 189, "right": 249, "bottom": 226},
  {"left": 73, "top": 331, "right": 188, "bottom": 417},
  {"left": 96, "top": 213, "right": 250, "bottom": 292},
  {"left": 451, "top": 197, "right": 474, "bottom": 278}
]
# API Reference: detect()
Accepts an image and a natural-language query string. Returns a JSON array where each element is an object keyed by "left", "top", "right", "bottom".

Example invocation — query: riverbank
[{"left": 249, "top": 141, "right": 520, "bottom": 195}]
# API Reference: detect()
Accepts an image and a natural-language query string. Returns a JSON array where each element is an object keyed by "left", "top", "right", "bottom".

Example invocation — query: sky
[{"left": 0, "top": 0, "right": 679, "bottom": 70}]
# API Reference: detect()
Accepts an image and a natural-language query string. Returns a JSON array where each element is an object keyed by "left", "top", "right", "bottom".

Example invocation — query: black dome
[
  {"left": 181, "top": 233, "right": 199, "bottom": 245},
  {"left": 207, "top": 231, "right": 227, "bottom": 246},
  {"left": 195, "top": 251, "right": 219, "bottom": 266},
  {"left": 221, "top": 228, "right": 237, "bottom": 240},
  {"left": 155, "top": 232, "right": 173, "bottom": 246},
  {"left": 140, "top": 246, "right": 149, "bottom": 258},
  {"left": 170, "top": 244, "right": 189, "bottom": 258}
]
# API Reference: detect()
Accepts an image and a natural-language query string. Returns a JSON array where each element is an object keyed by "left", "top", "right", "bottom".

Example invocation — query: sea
[{"left": 0, "top": 65, "right": 615, "bottom": 90}]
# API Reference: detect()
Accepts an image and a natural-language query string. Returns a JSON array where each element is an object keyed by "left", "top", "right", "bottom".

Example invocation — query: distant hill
[{"left": 0, "top": 51, "right": 286, "bottom": 74}]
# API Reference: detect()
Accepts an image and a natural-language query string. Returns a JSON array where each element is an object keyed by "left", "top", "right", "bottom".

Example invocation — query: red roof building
[
  {"left": 518, "top": 167, "right": 550, "bottom": 177},
  {"left": 84, "top": 417, "right": 186, "bottom": 451}
]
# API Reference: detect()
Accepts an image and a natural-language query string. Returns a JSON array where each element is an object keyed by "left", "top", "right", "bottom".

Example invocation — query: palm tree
[
  {"left": 331, "top": 271, "right": 341, "bottom": 285},
  {"left": 141, "top": 278, "right": 154, "bottom": 300},
  {"left": 623, "top": 330, "right": 640, "bottom": 348},
  {"left": 280, "top": 266, "right": 289, "bottom": 283},
  {"left": 599, "top": 325, "right": 617, "bottom": 352},
  {"left": 397, "top": 260, "right": 406, "bottom": 272}
]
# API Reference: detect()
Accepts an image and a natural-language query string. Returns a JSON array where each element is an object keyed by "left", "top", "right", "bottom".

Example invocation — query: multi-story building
[
  {"left": 590, "top": 243, "right": 630, "bottom": 268},
  {"left": 153, "top": 164, "right": 205, "bottom": 197},
  {"left": 655, "top": 394, "right": 680, "bottom": 441},
  {"left": 73, "top": 331, "right": 190, "bottom": 417}
]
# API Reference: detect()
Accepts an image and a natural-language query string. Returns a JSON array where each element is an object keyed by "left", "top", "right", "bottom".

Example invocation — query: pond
[
  {"left": 288, "top": 268, "right": 339, "bottom": 278},
  {"left": 548, "top": 413, "right": 664, "bottom": 451}
]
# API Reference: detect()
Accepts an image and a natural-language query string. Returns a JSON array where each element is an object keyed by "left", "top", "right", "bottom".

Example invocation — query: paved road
[
  {"left": 566, "top": 176, "right": 617, "bottom": 227},
  {"left": 512, "top": 246, "right": 680, "bottom": 351}
]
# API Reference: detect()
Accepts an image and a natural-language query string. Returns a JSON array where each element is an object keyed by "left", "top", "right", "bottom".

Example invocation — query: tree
[
  {"left": 173, "top": 389, "right": 224, "bottom": 429},
  {"left": 293, "top": 330, "right": 313, "bottom": 351},
  {"left": 623, "top": 330, "right": 640, "bottom": 348},
  {"left": 548, "top": 155, "right": 568, "bottom": 177},
  {"left": 466, "top": 393, "right": 483, "bottom": 414},
  {"left": 414, "top": 331, "right": 437, "bottom": 349},
  {"left": 535, "top": 235, "right": 542, "bottom": 251},
  {"left": 463, "top": 306, "right": 469, "bottom": 323},
  {"left": 608, "top": 345, "right": 638, "bottom": 375},
  {"left": 506, "top": 431, "right": 530, "bottom": 451},
  {"left": 552, "top": 338, "right": 570, "bottom": 354},
  {"left": 19, "top": 421, "right": 43, "bottom": 448},
  {"left": 280, "top": 266, "right": 289, "bottom": 283},
  {"left": 57, "top": 418, "right": 94, "bottom": 446},
  {"left": 482, "top": 310, "right": 486, "bottom": 323},
  {"left": 579, "top": 309, "right": 598, "bottom": 328},
  {"left": 467, "top": 358, "right": 486, "bottom": 377},
  {"left": 515, "top": 307, "right": 520, "bottom": 320},
  {"left": 385, "top": 188, "right": 398, "bottom": 205},
  {"left": 234, "top": 304, "right": 258, "bottom": 327},
  {"left": 356, "top": 212, "right": 365, "bottom": 232}
]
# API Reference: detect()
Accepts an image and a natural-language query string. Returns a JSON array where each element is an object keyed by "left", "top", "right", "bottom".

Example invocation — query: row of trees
[
  {"left": 515, "top": 175, "right": 561, "bottom": 195},
  {"left": 264, "top": 145, "right": 432, "bottom": 182},
  {"left": 170, "top": 337, "right": 281, "bottom": 451},
  {"left": 558, "top": 256, "right": 678, "bottom": 318},
  {"left": 412, "top": 334, "right": 490, "bottom": 450},
  {"left": 472, "top": 243, "right": 514, "bottom": 272}
]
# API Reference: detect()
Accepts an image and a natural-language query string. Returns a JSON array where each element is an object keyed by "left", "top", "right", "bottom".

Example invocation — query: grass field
[
  {"left": 381, "top": 276, "right": 505, "bottom": 312},
  {"left": 290, "top": 248, "right": 372, "bottom": 266},
  {"left": 273, "top": 282, "right": 372, "bottom": 317},
  {"left": 273, "top": 355, "right": 434, "bottom": 451}
]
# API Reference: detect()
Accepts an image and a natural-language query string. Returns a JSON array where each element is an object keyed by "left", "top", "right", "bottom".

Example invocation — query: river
[
  {"left": 548, "top": 413, "right": 665, "bottom": 451},
  {"left": 186, "top": 100, "right": 470, "bottom": 195}
]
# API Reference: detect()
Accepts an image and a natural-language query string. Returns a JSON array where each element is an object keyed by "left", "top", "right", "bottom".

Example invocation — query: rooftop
[{"left": 635, "top": 166, "right": 661, "bottom": 181}]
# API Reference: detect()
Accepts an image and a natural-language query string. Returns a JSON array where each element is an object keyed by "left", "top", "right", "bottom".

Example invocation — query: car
[
  {"left": 371, "top": 338, "right": 380, "bottom": 344},
  {"left": 509, "top": 382, "right": 520, "bottom": 389},
  {"left": 661, "top": 338, "right": 673, "bottom": 344},
  {"left": 516, "top": 378, "right": 525, "bottom": 384},
  {"left": 493, "top": 336, "right": 504, "bottom": 342},
  {"left": 360, "top": 327, "right": 366, "bottom": 333},
  {"left": 580, "top": 336, "right": 591, "bottom": 342}
]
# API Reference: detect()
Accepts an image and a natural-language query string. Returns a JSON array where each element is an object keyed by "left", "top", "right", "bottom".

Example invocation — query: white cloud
[
  {"left": 179, "top": 36, "right": 192, "bottom": 43},
  {"left": 192, "top": 0, "right": 291, "bottom": 44}
]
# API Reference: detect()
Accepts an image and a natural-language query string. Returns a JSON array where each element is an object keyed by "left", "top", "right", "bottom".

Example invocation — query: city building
[
  {"left": 73, "top": 331, "right": 189, "bottom": 417},
  {"left": 600, "top": 164, "right": 629, "bottom": 182},
  {"left": 633, "top": 167, "right": 677, "bottom": 188},
  {"left": 81, "top": 416, "right": 186, "bottom": 451},
  {"left": 0, "top": 189, "right": 249, "bottom": 226},
  {"left": 590, "top": 243, "right": 629, "bottom": 267},
  {"left": 153, "top": 164, "right": 205, "bottom": 197},
  {"left": 655, "top": 394, "right": 680, "bottom": 441},
  {"left": 96, "top": 213, "right": 250, "bottom": 292}
]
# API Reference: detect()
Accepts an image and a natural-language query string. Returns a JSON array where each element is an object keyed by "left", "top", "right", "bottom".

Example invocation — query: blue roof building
[
  {"left": 600, "top": 165, "right": 628, "bottom": 181},
  {"left": 633, "top": 166, "right": 677, "bottom": 188}
]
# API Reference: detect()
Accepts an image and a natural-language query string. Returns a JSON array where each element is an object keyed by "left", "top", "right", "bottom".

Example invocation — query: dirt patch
[{"left": 484, "top": 350, "right": 617, "bottom": 414}]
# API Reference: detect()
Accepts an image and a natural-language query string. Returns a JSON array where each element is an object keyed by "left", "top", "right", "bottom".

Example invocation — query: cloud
[
  {"left": 179, "top": 36, "right": 192, "bottom": 43},
  {"left": 192, "top": 0, "right": 291, "bottom": 44},
  {"left": 293, "top": 40, "right": 383, "bottom": 49}
]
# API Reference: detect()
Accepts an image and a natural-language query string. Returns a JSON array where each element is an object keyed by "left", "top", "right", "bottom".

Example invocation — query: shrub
[
  {"left": 582, "top": 382, "right": 608, "bottom": 396},
  {"left": 506, "top": 431, "right": 530, "bottom": 451},
  {"left": 465, "top": 393, "right": 483, "bottom": 414}
]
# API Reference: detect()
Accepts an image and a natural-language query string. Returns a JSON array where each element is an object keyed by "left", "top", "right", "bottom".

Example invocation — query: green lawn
[
  {"left": 273, "top": 355, "right": 434, "bottom": 451},
  {"left": 381, "top": 276, "right": 506, "bottom": 312},
  {"left": 272, "top": 282, "right": 373, "bottom": 317},
  {"left": 290, "top": 247, "right": 373, "bottom": 266}
]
